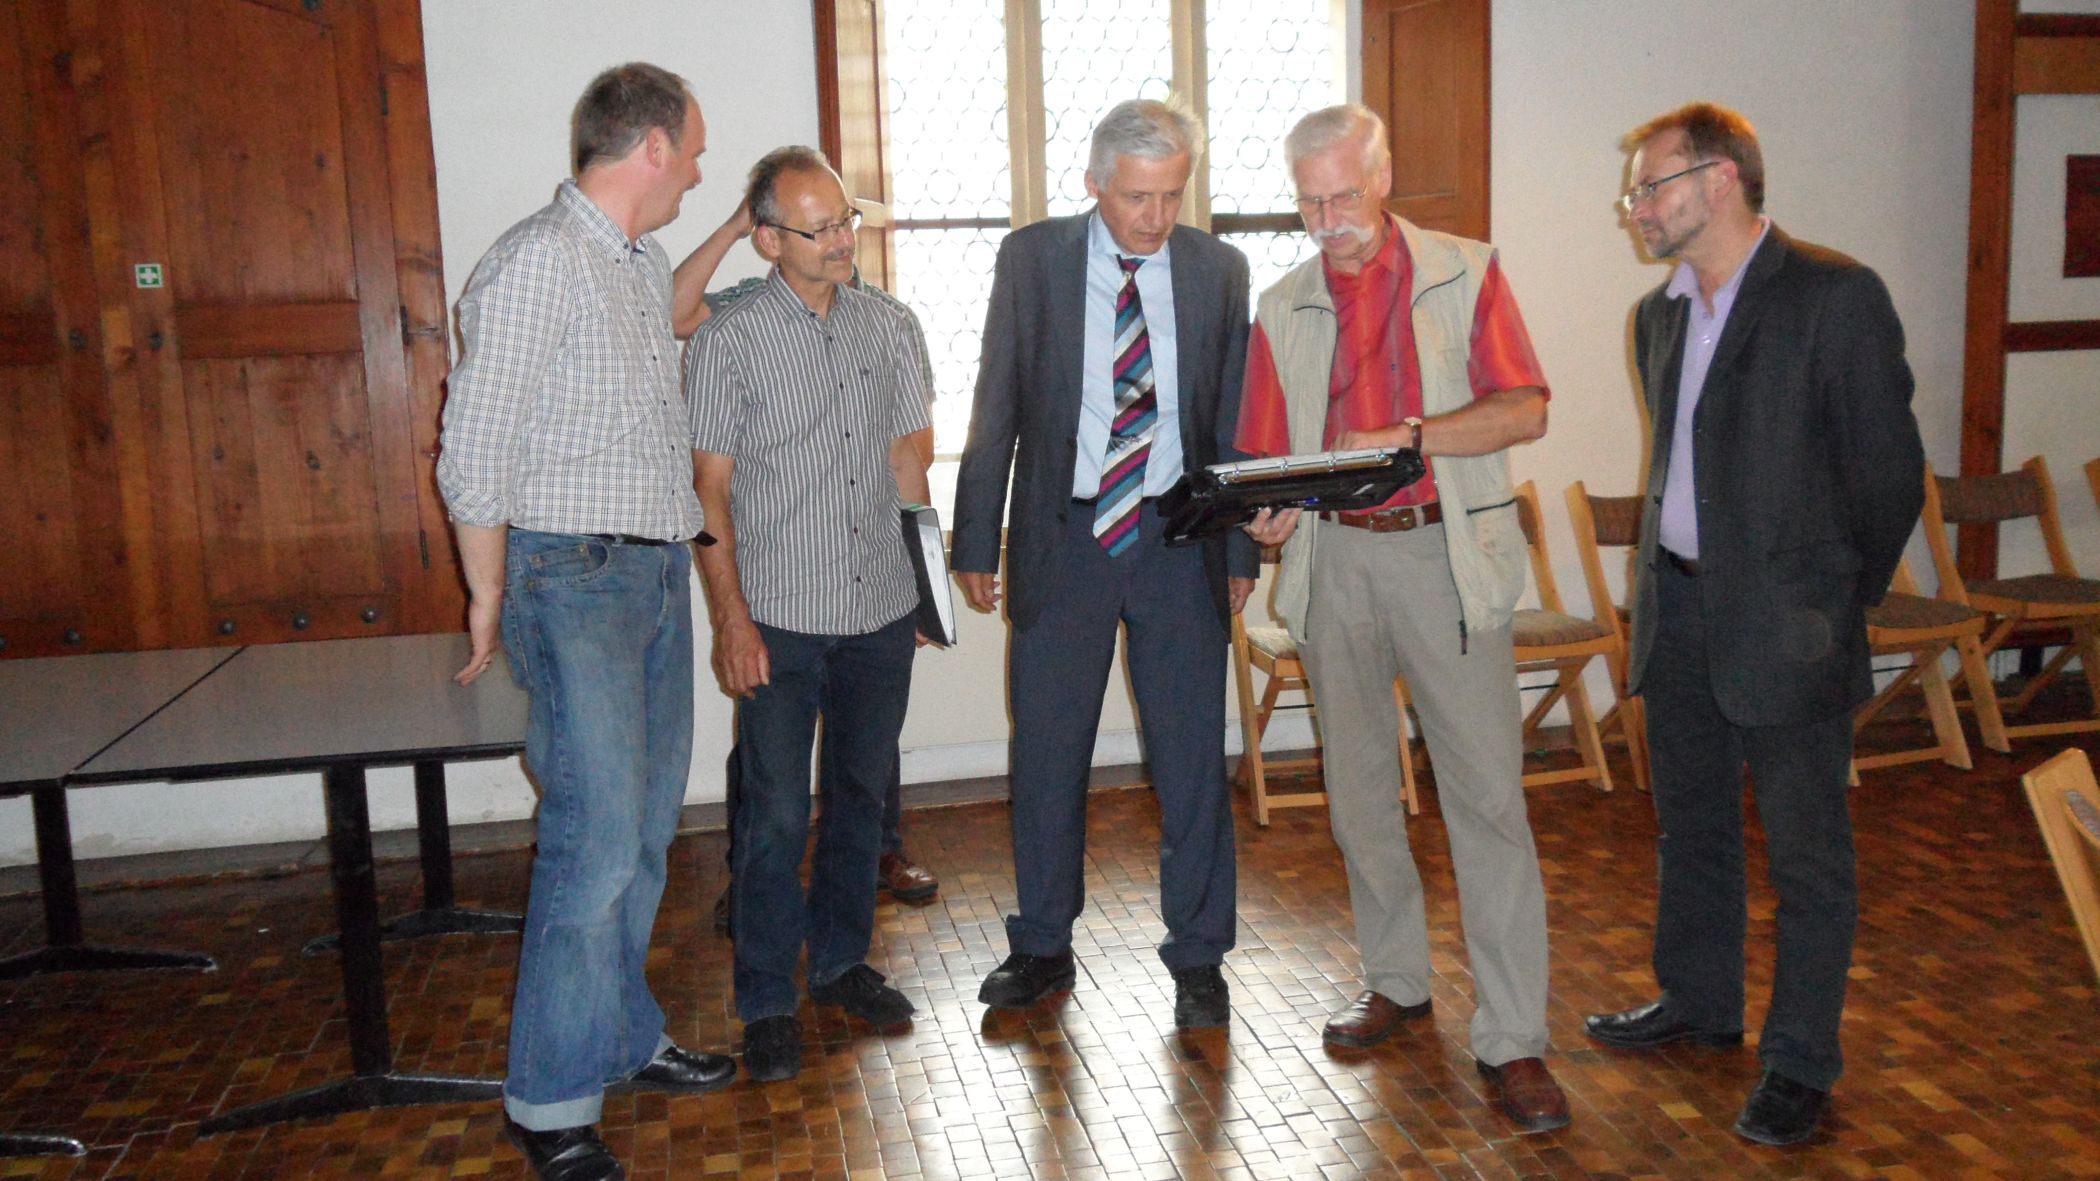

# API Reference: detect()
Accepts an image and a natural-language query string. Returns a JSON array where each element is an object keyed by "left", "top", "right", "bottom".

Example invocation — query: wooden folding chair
[
  {"left": 1231, "top": 614, "right": 1419, "bottom": 826},
  {"left": 2021, "top": 747, "right": 2100, "bottom": 985},
  {"left": 1922, "top": 457, "right": 2100, "bottom": 741},
  {"left": 1565, "top": 481, "right": 1650, "bottom": 790},
  {"left": 1852, "top": 559, "right": 2006, "bottom": 780},
  {"left": 1505, "top": 482, "right": 1615, "bottom": 792}
]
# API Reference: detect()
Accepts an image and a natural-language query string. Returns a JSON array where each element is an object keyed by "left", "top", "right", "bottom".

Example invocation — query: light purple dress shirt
[{"left": 1657, "top": 219, "right": 1770, "bottom": 560}]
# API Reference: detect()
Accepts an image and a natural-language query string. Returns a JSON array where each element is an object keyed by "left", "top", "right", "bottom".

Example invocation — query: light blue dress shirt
[
  {"left": 1075, "top": 212, "right": 1181, "bottom": 499},
  {"left": 1658, "top": 218, "right": 1770, "bottom": 560}
]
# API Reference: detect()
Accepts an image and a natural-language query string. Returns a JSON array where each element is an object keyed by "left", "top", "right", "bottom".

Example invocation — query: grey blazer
[
  {"left": 950, "top": 213, "right": 1258, "bottom": 631},
  {"left": 1627, "top": 226, "right": 1925, "bottom": 728}
]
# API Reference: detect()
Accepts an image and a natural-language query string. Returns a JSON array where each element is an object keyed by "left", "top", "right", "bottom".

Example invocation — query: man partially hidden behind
[
  {"left": 1238, "top": 104, "right": 1567, "bottom": 1134},
  {"left": 437, "top": 63, "right": 734, "bottom": 1181},
  {"left": 686, "top": 147, "right": 932, "bottom": 1083},
  {"left": 951, "top": 99, "right": 1256, "bottom": 1029},
  {"left": 1586, "top": 103, "right": 1923, "bottom": 1147}
]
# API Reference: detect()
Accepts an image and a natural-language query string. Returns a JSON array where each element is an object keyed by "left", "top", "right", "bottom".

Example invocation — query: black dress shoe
[
  {"left": 623, "top": 1042, "right": 736, "bottom": 1094},
  {"left": 742, "top": 1014, "right": 803, "bottom": 1083},
  {"left": 1170, "top": 964, "right": 1229, "bottom": 1029},
  {"left": 810, "top": 963, "right": 916, "bottom": 1029},
  {"left": 1734, "top": 1070, "right": 1829, "bottom": 1146},
  {"left": 978, "top": 949, "right": 1077, "bottom": 1008},
  {"left": 1584, "top": 998, "right": 1743, "bottom": 1049},
  {"left": 504, "top": 1118, "right": 625, "bottom": 1181}
]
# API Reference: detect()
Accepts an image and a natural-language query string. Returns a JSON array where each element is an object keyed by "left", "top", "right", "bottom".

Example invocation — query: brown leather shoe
[
  {"left": 1476, "top": 1057, "right": 1571, "bottom": 1133},
  {"left": 1322, "top": 990, "right": 1432, "bottom": 1048},
  {"left": 878, "top": 851, "right": 939, "bottom": 902}
]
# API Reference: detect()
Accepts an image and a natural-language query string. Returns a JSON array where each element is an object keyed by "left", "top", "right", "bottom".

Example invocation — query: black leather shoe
[
  {"left": 1171, "top": 964, "right": 1229, "bottom": 1029},
  {"left": 503, "top": 1118, "right": 625, "bottom": 1181},
  {"left": 810, "top": 963, "right": 916, "bottom": 1029},
  {"left": 978, "top": 949, "right": 1077, "bottom": 1008},
  {"left": 623, "top": 1042, "right": 736, "bottom": 1094},
  {"left": 1734, "top": 1070, "right": 1829, "bottom": 1146},
  {"left": 1584, "top": 998, "right": 1743, "bottom": 1049},
  {"left": 742, "top": 1015, "right": 803, "bottom": 1083}
]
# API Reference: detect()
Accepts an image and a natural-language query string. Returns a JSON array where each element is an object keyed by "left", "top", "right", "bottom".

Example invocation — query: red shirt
[{"left": 1236, "top": 218, "right": 1548, "bottom": 510}]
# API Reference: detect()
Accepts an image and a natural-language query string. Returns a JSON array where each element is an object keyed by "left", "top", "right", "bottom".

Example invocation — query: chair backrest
[
  {"left": 1923, "top": 456, "right": 2081, "bottom": 596},
  {"left": 1565, "top": 480, "right": 1642, "bottom": 637},
  {"left": 2021, "top": 747, "right": 2100, "bottom": 985},
  {"left": 1513, "top": 481, "right": 1568, "bottom": 615}
]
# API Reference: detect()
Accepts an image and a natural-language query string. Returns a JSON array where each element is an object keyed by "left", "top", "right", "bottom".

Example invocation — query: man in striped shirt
[
  {"left": 686, "top": 147, "right": 934, "bottom": 1083},
  {"left": 437, "top": 63, "right": 733, "bottom": 1181}
]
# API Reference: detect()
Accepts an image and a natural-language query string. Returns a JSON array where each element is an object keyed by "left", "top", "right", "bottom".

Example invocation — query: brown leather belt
[
  {"left": 1319, "top": 502, "right": 1442, "bottom": 533},
  {"left": 1663, "top": 549, "right": 1703, "bottom": 577}
]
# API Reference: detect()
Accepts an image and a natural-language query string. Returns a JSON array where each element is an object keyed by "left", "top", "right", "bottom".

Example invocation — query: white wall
[{"left": 11, "top": 0, "right": 2095, "bottom": 866}]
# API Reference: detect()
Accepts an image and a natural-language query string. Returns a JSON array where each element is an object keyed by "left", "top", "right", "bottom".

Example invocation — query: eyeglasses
[
  {"left": 766, "top": 207, "right": 863, "bottom": 242},
  {"left": 1618, "top": 161, "right": 1719, "bottom": 212},
  {"left": 1293, "top": 187, "right": 1368, "bottom": 216}
]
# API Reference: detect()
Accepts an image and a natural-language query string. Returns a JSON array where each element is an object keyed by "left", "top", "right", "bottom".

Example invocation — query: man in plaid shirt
[{"left": 437, "top": 63, "right": 732, "bottom": 1181}]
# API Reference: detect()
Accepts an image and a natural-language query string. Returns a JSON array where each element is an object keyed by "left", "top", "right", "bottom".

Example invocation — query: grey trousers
[{"left": 1299, "top": 521, "right": 1550, "bottom": 1065}]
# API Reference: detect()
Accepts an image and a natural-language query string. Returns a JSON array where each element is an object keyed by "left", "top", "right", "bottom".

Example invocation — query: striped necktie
[{"left": 1094, "top": 256, "right": 1155, "bottom": 556}]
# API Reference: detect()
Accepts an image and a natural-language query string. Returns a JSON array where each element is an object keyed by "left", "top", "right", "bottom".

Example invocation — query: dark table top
[
  {"left": 72, "top": 634, "right": 527, "bottom": 785},
  {"left": 0, "top": 647, "right": 240, "bottom": 793}
]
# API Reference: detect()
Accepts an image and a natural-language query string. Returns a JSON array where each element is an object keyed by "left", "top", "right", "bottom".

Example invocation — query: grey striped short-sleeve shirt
[
  {"left": 437, "top": 180, "right": 702, "bottom": 539},
  {"left": 686, "top": 272, "right": 933, "bottom": 636}
]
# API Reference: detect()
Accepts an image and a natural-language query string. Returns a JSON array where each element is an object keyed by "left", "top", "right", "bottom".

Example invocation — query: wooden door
[
  {"left": 0, "top": 1, "right": 135, "bottom": 655},
  {"left": 1363, "top": 0, "right": 1491, "bottom": 240}
]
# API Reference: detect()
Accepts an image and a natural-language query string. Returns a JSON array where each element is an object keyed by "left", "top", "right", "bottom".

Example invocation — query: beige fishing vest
[{"left": 1254, "top": 217, "right": 1527, "bottom": 647}]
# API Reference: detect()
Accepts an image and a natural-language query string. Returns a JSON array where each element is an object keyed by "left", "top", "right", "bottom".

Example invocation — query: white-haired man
[
  {"left": 951, "top": 99, "right": 1256, "bottom": 1027},
  {"left": 1240, "top": 104, "right": 1566, "bottom": 1132}
]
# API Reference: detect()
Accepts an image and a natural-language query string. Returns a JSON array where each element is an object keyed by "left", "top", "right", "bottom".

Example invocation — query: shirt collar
[
  {"left": 557, "top": 178, "right": 649, "bottom": 259},
  {"left": 1087, "top": 210, "right": 1170, "bottom": 267},
  {"left": 1665, "top": 215, "right": 1770, "bottom": 309}
]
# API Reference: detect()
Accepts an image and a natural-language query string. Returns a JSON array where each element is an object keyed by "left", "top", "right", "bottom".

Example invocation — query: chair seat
[
  {"left": 1243, "top": 625, "right": 1299, "bottom": 662},
  {"left": 1967, "top": 573, "right": 2100, "bottom": 607},
  {"left": 1512, "top": 608, "right": 1612, "bottom": 648},
  {"left": 1866, "top": 592, "right": 1981, "bottom": 632}
]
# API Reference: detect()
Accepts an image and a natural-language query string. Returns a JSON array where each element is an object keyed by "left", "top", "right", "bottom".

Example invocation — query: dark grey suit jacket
[
  {"left": 949, "top": 213, "right": 1258, "bottom": 631},
  {"left": 1627, "top": 226, "right": 1925, "bottom": 728}
]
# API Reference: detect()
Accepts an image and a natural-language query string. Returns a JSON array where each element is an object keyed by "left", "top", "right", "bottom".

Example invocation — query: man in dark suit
[
  {"left": 951, "top": 99, "right": 1256, "bottom": 1029},
  {"left": 1585, "top": 103, "right": 1924, "bottom": 1147}
]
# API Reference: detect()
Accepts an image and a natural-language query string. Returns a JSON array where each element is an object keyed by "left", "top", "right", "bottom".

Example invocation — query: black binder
[
  {"left": 901, "top": 504, "right": 957, "bottom": 646},
  {"left": 1160, "top": 447, "right": 1428, "bottom": 545}
]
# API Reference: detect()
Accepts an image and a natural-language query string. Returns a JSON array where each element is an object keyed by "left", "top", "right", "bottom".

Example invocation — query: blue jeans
[
  {"left": 731, "top": 612, "right": 916, "bottom": 1021},
  {"left": 500, "top": 531, "right": 694, "bottom": 1130}
]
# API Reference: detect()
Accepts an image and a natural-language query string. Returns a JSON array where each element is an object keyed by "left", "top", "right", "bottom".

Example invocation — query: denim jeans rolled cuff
[
  {"left": 500, "top": 530, "right": 695, "bottom": 1127},
  {"left": 730, "top": 612, "right": 916, "bottom": 1023}
]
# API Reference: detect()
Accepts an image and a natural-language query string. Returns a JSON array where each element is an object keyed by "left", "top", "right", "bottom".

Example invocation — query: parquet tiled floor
[{"left": 4, "top": 720, "right": 2100, "bottom": 1179}]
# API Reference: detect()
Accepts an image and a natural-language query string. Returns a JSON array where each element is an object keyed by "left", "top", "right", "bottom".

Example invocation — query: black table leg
[
  {"left": 0, "top": 1132, "right": 87, "bottom": 1158},
  {"left": 301, "top": 761, "right": 522, "bottom": 956},
  {"left": 201, "top": 765, "right": 499, "bottom": 1134},
  {"left": 0, "top": 786, "right": 216, "bottom": 980}
]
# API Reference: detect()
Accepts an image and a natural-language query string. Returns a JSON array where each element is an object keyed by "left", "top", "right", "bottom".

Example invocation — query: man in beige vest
[{"left": 1239, "top": 105, "right": 1565, "bottom": 1133}]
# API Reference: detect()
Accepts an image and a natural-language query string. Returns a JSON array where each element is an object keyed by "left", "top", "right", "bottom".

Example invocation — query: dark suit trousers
[
  {"left": 1646, "top": 559, "right": 1857, "bottom": 1090},
  {"left": 1005, "top": 502, "right": 1237, "bottom": 970}
]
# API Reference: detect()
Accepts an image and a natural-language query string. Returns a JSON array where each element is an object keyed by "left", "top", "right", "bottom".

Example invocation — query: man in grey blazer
[
  {"left": 1586, "top": 103, "right": 1923, "bottom": 1147},
  {"left": 950, "top": 99, "right": 1257, "bottom": 1028}
]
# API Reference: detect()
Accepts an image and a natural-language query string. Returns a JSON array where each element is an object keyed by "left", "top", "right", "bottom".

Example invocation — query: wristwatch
[{"left": 1403, "top": 416, "right": 1425, "bottom": 452}]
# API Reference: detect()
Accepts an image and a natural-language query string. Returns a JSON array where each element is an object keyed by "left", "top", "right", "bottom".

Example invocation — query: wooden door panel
[
  {"left": 184, "top": 354, "right": 387, "bottom": 607},
  {"left": 147, "top": 1, "right": 359, "bottom": 305},
  {"left": 1363, "top": 0, "right": 1489, "bottom": 240},
  {"left": 0, "top": 0, "right": 132, "bottom": 656}
]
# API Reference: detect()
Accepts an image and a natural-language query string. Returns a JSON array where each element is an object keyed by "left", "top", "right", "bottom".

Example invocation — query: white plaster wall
[{"left": 6, "top": 1, "right": 2080, "bottom": 866}]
